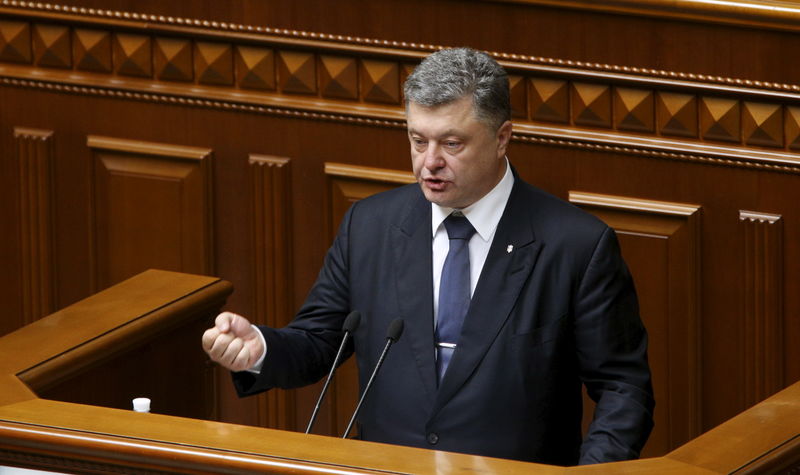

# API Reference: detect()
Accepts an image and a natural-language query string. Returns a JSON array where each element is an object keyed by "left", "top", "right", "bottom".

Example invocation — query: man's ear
[{"left": 496, "top": 120, "right": 513, "bottom": 157}]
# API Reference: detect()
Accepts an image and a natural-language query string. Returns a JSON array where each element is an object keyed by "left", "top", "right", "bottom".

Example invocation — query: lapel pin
[{"left": 507, "top": 244, "right": 513, "bottom": 253}]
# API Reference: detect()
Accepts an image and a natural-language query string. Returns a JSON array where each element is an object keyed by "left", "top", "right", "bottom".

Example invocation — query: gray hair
[{"left": 403, "top": 47, "right": 511, "bottom": 131}]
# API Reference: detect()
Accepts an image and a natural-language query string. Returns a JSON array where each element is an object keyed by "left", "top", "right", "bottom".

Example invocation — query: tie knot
[{"left": 444, "top": 214, "right": 476, "bottom": 240}]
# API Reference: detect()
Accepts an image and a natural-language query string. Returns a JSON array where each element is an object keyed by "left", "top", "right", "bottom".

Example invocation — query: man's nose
[{"left": 423, "top": 143, "right": 445, "bottom": 169}]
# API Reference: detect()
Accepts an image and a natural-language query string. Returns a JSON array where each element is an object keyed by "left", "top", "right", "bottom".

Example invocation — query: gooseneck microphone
[
  {"left": 342, "top": 318, "right": 404, "bottom": 439},
  {"left": 305, "top": 310, "right": 361, "bottom": 434}
]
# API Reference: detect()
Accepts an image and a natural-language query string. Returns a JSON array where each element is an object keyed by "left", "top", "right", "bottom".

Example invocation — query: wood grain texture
[
  {"left": 739, "top": 210, "right": 784, "bottom": 408},
  {"left": 11, "top": 270, "right": 229, "bottom": 391},
  {"left": 1, "top": 0, "right": 800, "bottom": 462},
  {"left": 0, "top": 273, "right": 797, "bottom": 473},
  {"left": 249, "top": 154, "right": 295, "bottom": 430},
  {"left": 484, "top": 0, "right": 800, "bottom": 34},
  {"left": 87, "top": 135, "right": 214, "bottom": 291},
  {"left": 0, "top": 19, "right": 32, "bottom": 63},
  {"left": 14, "top": 127, "right": 56, "bottom": 326}
]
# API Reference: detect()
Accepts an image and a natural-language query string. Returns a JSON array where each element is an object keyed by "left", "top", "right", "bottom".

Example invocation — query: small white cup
[{"left": 132, "top": 397, "right": 151, "bottom": 413}]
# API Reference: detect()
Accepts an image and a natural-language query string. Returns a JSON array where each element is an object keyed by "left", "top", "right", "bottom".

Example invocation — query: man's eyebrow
[{"left": 407, "top": 128, "right": 463, "bottom": 138}]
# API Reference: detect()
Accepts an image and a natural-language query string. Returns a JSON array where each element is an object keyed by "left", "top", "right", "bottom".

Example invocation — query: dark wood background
[{"left": 2, "top": 0, "right": 798, "bottom": 459}]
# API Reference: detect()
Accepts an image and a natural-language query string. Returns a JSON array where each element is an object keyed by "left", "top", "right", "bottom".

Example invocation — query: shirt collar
[{"left": 431, "top": 157, "right": 514, "bottom": 241}]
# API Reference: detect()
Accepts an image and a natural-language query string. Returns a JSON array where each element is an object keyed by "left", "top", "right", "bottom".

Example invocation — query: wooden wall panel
[
  {"left": 569, "top": 192, "right": 702, "bottom": 455},
  {"left": 739, "top": 210, "right": 784, "bottom": 408},
  {"left": 87, "top": 135, "right": 214, "bottom": 291},
  {"left": 249, "top": 154, "right": 295, "bottom": 430},
  {"left": 14, "top": 127, "right": 56, "bottom": 325}
]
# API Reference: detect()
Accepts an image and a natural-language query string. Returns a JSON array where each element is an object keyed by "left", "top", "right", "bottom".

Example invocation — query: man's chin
[{"left": 420, "top": 187, "right": 459, "bottom": 208}]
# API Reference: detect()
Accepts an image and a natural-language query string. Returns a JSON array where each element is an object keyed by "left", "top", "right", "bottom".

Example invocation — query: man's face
[{"left": 407, "top": 95, "right": 512, "bottom": 209}]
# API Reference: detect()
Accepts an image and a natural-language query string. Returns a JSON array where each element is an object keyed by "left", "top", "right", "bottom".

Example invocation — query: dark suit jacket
[{"left": 234, "top": 173, "right": 654, "bottom": 466}]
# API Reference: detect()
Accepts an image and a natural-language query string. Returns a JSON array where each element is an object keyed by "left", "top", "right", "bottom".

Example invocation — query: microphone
[
  {"left": 342, "top": 318, "right": 404, "bottom": 439},
  {"left": 305, "top": 310, "right": 361, "bottom": 434}
]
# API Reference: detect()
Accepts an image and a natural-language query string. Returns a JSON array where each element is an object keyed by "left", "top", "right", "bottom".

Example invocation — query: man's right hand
[{"left": 202, "top": 312, "right": 265, "bottom": 372}]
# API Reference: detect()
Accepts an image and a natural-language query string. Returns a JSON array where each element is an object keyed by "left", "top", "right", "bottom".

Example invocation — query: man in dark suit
[{"left": 203, "top": 47, "right": 654, "bottom": 466}]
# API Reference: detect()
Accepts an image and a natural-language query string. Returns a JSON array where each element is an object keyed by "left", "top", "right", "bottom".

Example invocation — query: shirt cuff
[{"left": 245, "top": 324, "right": 267, "bottom": 374}]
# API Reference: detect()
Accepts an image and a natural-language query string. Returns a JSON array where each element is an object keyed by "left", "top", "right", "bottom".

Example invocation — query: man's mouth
[{"left": 423, "top": 177, "right": 450, "bottom": 191}]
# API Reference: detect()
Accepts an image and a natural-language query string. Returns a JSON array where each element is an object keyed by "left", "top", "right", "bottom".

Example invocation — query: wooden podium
[{"left": 0, "top": 270, "right": 797, "bottom": 474}]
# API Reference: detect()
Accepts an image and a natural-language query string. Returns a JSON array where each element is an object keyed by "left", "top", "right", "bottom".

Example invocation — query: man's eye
[{"left": 445, "top": 141, "right": 461, "bottom": 148}]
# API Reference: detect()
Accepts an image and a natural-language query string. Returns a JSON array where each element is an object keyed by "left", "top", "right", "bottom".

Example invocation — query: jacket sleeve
[
  {"left": 233, "top": 202, "right": 358, "bottom": 396},
  {"left": 574, "top": 227, "right": 655, "bottom": 464}
]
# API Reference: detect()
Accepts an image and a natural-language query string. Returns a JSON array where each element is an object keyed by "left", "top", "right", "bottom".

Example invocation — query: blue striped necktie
[{"left": 435, "top": 213, "right": 476, "bottom": 383}]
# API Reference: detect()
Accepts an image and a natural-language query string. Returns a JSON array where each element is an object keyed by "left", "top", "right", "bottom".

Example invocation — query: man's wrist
[{"left": 245, "top": 324, "right": 267, "bottom": 374}]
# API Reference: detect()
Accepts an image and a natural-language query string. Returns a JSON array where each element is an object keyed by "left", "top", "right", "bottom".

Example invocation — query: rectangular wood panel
[
  {"left": 570, "top": 191, "right": 702, "bottom": 456},
  {"left": 87, "top": 135, "right": 214, "bottom": 291}
]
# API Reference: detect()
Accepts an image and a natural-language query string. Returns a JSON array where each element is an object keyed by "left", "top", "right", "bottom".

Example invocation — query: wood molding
[
  {"left": 4, "top": 7, "right": 800, "bottom": 173},
  {"left": 568, "top": 191, "right": 700, "bottom": 216},
  {"left": 324, "top": 162, "right": 415, "bottom": 185},
  {"left": 7, "top": 0, "right": 800, "bottom": 74},
  {"left": 570, "top": 191, "right": 702, "bottom": 453},
  {"left": 483, "top": 0, "right": 800, "bottom": 34},
  {"left": 87, "top": 135, "right": 212, "bottom": 160},
  {"left": 14, "top": 270, "right": 230, "bottom": 393},
  {"left": 0, "top": 7, "right": 800, "bottom": 177},
  {"left": 249, "top": 154, "right": 295, "bottom": 431},
  {"left": 3, "top": 1, "right": 800, "bottom": 92},
  {"left": 14, "top": 127, "right": 56, "bottom": 325},
  {"left": 514, "top": 131, "right": 800, "bottom": 174},
  {"left": 86, "top": 135, "right": 214, "bottom": 292},
  {"left": 739, "top": 210, "right": 784, "bottom": 408}
]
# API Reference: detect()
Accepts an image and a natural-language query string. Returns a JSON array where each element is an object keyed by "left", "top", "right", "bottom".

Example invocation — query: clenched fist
[{"left": 202, "top": 312, "right": 265, "bottom": 372}]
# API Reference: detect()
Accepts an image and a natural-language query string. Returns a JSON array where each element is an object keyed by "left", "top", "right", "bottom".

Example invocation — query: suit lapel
[
  {"left": 432, "top": 181, "right": 542, "bottom": 415},
  {"left": 390, "top": 192, "right": 438, "bottom": 400}
]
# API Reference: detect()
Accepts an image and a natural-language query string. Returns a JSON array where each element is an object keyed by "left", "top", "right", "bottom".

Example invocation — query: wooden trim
[
  {"left": 667, "top": 381, "right": 800, "bottom": 474},
  {"left": 4, "top": 1, "right": 800, "bottom": 93},
  {"left": 515, "top": 132, "right": 800, "bottom": 174},
  {"left": 86, "top": 135, "right": 212, "bottom": 161},
  {"left": 739, "top": 210, "right": 782, "bottom": 224},
  {"left": 14, "top": 127, "right": 56, "bottom": 325},
  {"left": 0, "top": 416, "right": 383, "bottom": 475},
  {"left": 739, "top": 210, "right": 784, "bottom": 408},
  {"left": 568, "top": 191, "right": 701, "bottom": 216},
  {"left": 0, "top": 1, "right": 441, "bottom": 56},
  {"left": 482, "top": 0, "right": 800, "bottom": 34},
  {"left": 324, "top": 162, "right": 415, "bottom": 184},
  {"left": 735, "top": 434, "right": 800, "bottom": 474},
  {"left": 4, "top": 7, "right": 800, "bottom": 174},
  {"left": 15, "top": 270, "right": 231, "bottom": 393},
  {"left": 2, "top": 68, "right": 799, "bottom": 178}
]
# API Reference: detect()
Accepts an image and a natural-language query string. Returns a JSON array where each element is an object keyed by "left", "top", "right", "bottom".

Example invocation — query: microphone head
[
  {"left": 342, "top": 311, "right": 361, "bottom": 333},
  {"left": 386, "top": 318, "right": 405, "bottom": 342}
]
